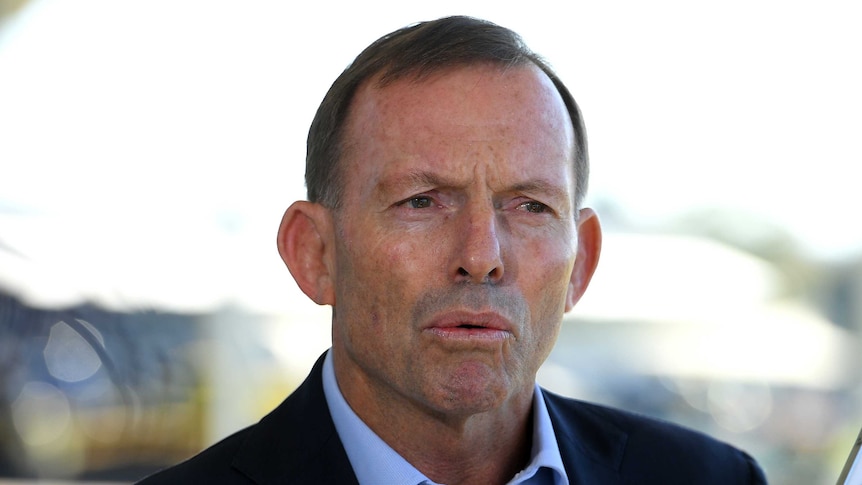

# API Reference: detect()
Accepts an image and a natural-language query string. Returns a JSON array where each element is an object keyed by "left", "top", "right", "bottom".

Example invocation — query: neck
[
  {"left": 411, "top": 415, "right": 534, "bottom": 485},
  {"left": 335, "top": 358, "right": 536, "bottom": 485}
]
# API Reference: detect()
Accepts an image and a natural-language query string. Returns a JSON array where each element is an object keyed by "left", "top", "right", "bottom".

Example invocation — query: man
[{"left": 139, "top": 16, "right": 766, "bottom": 484}]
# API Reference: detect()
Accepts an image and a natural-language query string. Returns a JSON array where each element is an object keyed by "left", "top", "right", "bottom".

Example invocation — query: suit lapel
[
  {"left": 231, "top": 353, "right": 359, "bottom": 485},
  {"left": 543, "top": 389, "right": 628, "bottom": 485}
]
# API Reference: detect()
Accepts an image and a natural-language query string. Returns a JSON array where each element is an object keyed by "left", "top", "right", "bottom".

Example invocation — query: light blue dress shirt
[{"left": 322, "top": 350, "right": 568, "bottom": 485}]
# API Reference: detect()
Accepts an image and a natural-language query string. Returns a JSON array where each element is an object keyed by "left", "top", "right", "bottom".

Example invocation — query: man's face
[{"left": 329, "top": 64, "right": 587, "bottom": 418}]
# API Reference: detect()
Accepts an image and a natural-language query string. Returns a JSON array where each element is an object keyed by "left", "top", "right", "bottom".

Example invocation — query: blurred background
[{"left": 1, "top": 0, "right": 861, "bottom": 483}]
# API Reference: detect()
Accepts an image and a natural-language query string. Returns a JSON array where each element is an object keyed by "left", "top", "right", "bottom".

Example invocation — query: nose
[{"left": 454, "top": 203, "right": 504, "bottom": 283}]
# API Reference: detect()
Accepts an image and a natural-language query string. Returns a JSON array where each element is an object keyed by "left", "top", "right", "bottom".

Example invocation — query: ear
[
  {"left": 565, "top": 208, "right": 602, "bottom": 312},
  {"left": 276, "top": 201, "right": 336, "bottom": 306}
]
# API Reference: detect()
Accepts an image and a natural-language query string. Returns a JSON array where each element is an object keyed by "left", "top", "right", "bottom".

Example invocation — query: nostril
[{"left": 456, "top": 265, "right": 503, "bottom": 283}]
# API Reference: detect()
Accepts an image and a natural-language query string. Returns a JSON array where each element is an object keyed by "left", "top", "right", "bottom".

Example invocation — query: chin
[{"left": 429, "top": 363, "right": 517, "bottom": 415}]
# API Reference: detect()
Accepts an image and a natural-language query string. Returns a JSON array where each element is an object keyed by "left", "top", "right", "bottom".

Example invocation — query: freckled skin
[{"left": 330, "top": 65, "right": 579, "bottom": 418}]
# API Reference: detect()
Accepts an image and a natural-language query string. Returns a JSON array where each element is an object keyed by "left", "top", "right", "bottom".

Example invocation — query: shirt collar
[
  {"left": 322, "top": 350, "right": 438, "bottom": 485},
  {"left": 519, "top": 378, "right": 568, "bottom": 485},
  {"left": 322, "top": 350, "right": 568, "bottom": 485}
]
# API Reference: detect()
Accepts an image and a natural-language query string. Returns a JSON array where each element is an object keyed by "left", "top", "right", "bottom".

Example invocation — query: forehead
[
  {"left": 341, "top": 64, "right": 576, "bottom": 198},
  {"left": 354, "top": 64, "right": 570, "bottom": 134}
]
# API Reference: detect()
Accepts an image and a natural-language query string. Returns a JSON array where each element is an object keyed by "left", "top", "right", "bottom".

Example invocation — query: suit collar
[
  {"left": 542, "top": 389, "right": 628, "bottom": 484},
  {"left": 230, "top": 353, "right": 359, "bottom": 485}
]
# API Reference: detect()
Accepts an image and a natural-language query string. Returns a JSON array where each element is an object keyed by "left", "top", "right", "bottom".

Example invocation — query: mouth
[{"left": 423, "top": 311, "right": 515, "bottom": 342}]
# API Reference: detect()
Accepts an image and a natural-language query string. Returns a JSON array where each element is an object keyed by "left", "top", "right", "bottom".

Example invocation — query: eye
[
  {"left": 405, "top": 196, "right": 433, "bottom": 209},
  {"left": 518, "top": 201, "right": 549, "bottom": 213}
]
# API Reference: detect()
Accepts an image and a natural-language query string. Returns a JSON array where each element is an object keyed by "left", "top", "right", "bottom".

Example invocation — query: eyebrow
[
  {"left": 375, "top": 170, "right": 455, "bottom": 201},
  {"left": 375, "top": 169, "right": 573, "bottom": 208},
  {"left": 509, "top": 180, "right": 571, "bottom": 204}
]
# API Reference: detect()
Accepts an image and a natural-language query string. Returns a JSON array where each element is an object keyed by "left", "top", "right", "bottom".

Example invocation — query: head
[
  {"left": 305, "top": 15, "right": 589, "bottom": 212},
  {"left": 278, "top": 16, "right": 601, "bottom": 423}
]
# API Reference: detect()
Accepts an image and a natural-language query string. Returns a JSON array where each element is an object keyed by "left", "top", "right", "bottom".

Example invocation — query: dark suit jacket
[{"left": 138, "top": 353, "right": 767, "bottom": 484}]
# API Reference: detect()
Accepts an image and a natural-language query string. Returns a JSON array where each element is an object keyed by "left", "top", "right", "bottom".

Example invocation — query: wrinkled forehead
[
  {"left": 337, "top": 64, "right": 578, "bottom": 209},
  {"left": 346, "top": 63, "right": 574, "bottom": 156}
]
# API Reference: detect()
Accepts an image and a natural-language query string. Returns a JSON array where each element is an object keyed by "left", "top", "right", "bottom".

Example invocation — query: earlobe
[
  {"left": 565, "top": 208, "right": 602, "bottom": 312},
  {"left": 276, "top": 201, "right": 337, "bottom": 306}
]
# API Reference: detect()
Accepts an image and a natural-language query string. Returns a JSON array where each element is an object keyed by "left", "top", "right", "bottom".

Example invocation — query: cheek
[
  {"left": 519, "top": 233, "right": 575, "bottom": 291},
  {"left": 358, "top": 222, "right": 447, "bottom": 284},
  {"left": 520, "top": 241, "right": 575, "bottom": 337},
  {"left": 519, "top": 284, "right": 567, "bottom": 372},
  {"left": 336, "top": 226, "right": 428, "bottom": 327}
]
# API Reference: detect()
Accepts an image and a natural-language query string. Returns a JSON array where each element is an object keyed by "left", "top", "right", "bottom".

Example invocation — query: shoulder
[
  {"left": 136, "top": 427, "right": 255, "bottom": 484},
  {"left": 542, "top": 390, "right": 767, "bottom": 484},
  {"left": 136, "top": 353, "right": 354, "bottom": 484}
]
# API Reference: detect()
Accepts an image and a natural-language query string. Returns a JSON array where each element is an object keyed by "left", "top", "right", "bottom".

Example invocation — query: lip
[{"left": 422, "top": 311, "right": 515, "bottom": 342}]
